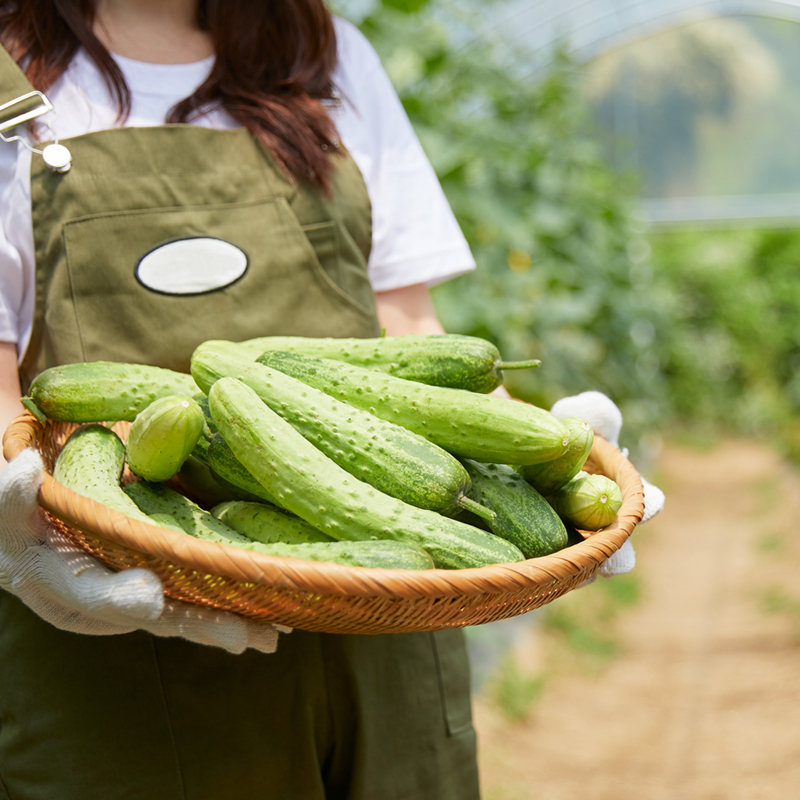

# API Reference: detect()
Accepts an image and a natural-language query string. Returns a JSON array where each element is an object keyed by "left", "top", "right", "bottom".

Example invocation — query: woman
[{"left": 0, "top": 1, "right": 481, "bottom": 797}]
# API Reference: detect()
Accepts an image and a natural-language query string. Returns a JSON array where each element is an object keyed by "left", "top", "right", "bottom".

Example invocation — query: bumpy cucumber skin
[
  {"left": 208, "top": 377, "right": 525, "bottom": 569},
  {"left": 126, "top": 483, "right": 433, "bottom": 569},
  {"left": 202, "top": 432, "right": 282, "bottom": 505},
  {"left": 52, "top": 424, "right": 154, "bottom": 524},
  {"left": 546, "top": 473, "right": 623, "bottom": 531},
  {"left": 518, "top": 417, "right": 594, "bottom": 494},
  {"left": 236, "top": 333, "right": 509, "bottom": 393},
  {"left": 255, "top": 351, "right": 570, "bottom": 466},
  {"left": 461, "top": 459, "right": 568, "bottom": 558},
  {"left": 212, "top": 500, "right": 334, "bottom": 545},
  {"left": 125, "top": 395, "right": 204, "bottom": 482},
  {"left": 191, "top": 343, "right": 474, "bottom": 516},
  {"left": 124, "top": 481, "right": 255, "bottom": 545},
  {"left": 241, "top": 540, "right": 436, "bottom": 570},
  {"left": 28, "top": 361, "right": 198, "bottom": 422}
]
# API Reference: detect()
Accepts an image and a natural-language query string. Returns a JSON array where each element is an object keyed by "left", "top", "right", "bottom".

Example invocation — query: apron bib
[{"left": 0, "top": 50, "right": 478, "bottom": 800}]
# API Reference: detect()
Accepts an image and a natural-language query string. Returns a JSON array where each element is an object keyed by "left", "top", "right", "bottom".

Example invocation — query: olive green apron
[{"left": 0, "top": 50, "right": 478, "bottom": 799}]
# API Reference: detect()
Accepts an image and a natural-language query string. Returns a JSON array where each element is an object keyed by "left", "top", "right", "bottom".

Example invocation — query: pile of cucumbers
[{"left": 26, "top": 334, "right": 623, "bottom": 571}]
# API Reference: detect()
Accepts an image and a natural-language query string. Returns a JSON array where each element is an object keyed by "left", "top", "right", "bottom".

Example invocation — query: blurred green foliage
[
  {"left": 337, "top": 0, "right": 671, "bottom": 456},
  {"left": 648, "top": 226, "right": 800, "bottom": 460},
  {"left": 336, "top": 0, "right": 800, "bottom": 461}
]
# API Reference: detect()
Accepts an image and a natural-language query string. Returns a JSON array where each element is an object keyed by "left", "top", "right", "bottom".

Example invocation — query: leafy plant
[{"left": 336, "top": 0, "right": 672, "bottom": 456}]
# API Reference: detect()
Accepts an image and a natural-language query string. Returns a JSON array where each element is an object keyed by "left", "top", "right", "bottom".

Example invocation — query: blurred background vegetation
[{"left": 333, "top": 0, "right": 800, "bottom": 465}]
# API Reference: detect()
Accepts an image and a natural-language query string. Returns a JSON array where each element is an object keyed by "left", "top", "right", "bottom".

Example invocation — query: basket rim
[{"left": 3, "top": 412, "right": 645, "bottom": 600}]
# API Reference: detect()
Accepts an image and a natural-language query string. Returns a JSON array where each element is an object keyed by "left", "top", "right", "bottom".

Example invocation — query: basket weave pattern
[{"left": 3, "top": 413, "right": 645, "bottom": 634}]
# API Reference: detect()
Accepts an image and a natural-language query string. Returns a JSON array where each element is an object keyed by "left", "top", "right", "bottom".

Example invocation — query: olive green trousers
[{"left": 0, "top": 590, "right": 479, "bottom": 799}]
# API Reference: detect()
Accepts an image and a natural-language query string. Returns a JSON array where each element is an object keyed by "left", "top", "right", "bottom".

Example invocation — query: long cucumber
[
  {"left": 207, "top": 377, "right": 525, "bottom": 569},
  {"left": 235, "top": 333, "right": 540, "bottom": 393},
  {"left": 25, "top": 361, "right": 198, "bottom": 422},
  {"left": 125, "top": 482, "right": 434, "bottom": 569},
  {"left": 211, "top": 500, "right": 334, "bottom": 545},
  {"left": 191, "top": 342, "right": 494, "bottom": 520},
  {"left": 255, "top": 350, "right": 570, "bottom": 465}
]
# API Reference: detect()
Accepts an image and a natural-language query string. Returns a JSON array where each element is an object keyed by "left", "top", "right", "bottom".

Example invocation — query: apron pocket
[
  {"left": 54, "top": 198, "right": 374, "bottom": 370},
  {"left": 431, "top": 629, "right": 474, "bottom": 736}
]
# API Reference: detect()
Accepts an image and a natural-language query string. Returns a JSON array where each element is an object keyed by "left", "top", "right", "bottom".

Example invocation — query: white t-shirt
[{"left": 0, "top": 17, "right": 474, "bottom": 361}]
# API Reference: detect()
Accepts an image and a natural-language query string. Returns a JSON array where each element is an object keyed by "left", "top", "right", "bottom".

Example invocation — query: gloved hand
[
  {"left": 0, "top": 448, "right": 291, "bottom": 653},
  {"left": 550, "top": 391, "right": 665, "bottom": 578}
]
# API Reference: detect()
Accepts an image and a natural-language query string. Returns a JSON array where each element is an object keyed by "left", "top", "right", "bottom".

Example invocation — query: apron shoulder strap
[{"left": 0, "top": 44, "right": 54, "bottom": 133}]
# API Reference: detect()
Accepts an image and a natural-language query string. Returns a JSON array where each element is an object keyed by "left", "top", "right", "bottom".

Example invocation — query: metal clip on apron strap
[{"left": 0, "top": 45, "right": 71, "bottom": 173}]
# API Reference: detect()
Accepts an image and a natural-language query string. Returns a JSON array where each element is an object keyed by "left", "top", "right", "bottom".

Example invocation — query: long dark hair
[{"left": 0, "top": 0, "right": 341, "bottom": 190}]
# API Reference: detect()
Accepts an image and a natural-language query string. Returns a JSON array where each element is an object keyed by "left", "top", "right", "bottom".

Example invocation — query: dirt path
[{"left": 473, "top": 438, "right": 800, "bottom": 800}]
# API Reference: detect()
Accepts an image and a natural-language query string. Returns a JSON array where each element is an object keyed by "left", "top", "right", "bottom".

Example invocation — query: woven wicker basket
[{"left": 3, "top": 412, "right": 644, "bottom": 635}]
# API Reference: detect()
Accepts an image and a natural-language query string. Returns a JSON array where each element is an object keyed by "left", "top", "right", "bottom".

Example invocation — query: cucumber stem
[
  {"left": 496, "top": 359, "right": 542, "bottom": 371},
  {"left": 20, "top": 396, "right": 47, "bottom": 423},
  {"left": 458, "top": 495, "right": 497, "bottom": 522}
]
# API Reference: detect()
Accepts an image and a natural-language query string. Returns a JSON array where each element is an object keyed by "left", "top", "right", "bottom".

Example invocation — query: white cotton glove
[
  {"left": 550, "top": 391, "right": 665, "bottom": 578},
  {"left": 0, "top": 448, "right": 291, "bottom": 654}
]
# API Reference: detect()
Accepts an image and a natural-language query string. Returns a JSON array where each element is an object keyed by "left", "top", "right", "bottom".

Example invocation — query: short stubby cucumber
[
  {"left": 546, "top": 472, "right": 623, "bottom": 531},
  {"left": 125, "top": 395, "right": 204, "bottom": 482},
  {"left": 255, "top": 351, "right": 570, "bottom": 466},
  {"left": 125, "top": 482, "right": 433, "bottom": 569},
  {"left": 191, "top": 343, "right": 494, "bottom": 519},
  {"left": 25, "top": 361, "right": 198, "bottom": 422},
  {"left": 518, "top": 417, "right": 594, "bottom": 495},
  {"left": 235, "top": 333, "right": 541, "bottom": 394},
  {"left": 461, "top": 459, "right": 568, "bottom": 558},
  {"left": 52, "top": 424, "right": 155, "bottom": 525},
  {"left": 208, "top": 377, "right": 525, "bottom": 569},
  {"left": 212, "top": 500, "right": 335, "bottom": 545}
]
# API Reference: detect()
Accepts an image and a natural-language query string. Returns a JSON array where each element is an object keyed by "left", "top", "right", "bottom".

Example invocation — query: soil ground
[{"left": 472, "top": 437, "right": 800, "bottom": 800}]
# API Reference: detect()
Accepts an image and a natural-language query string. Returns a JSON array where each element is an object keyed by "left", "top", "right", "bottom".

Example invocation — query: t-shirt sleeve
[
  {"left": 0, "top": 145, "right": 28, "bottom": 353},
  {"left": 331, "top": 17, "right": 475, "bottom": 291}
]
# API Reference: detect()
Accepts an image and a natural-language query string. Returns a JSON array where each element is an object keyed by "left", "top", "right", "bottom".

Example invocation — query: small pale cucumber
[
  {"left": 125, "top": 482, "right": 433, "bottom": 569},
  {"left": 52, "top": 424, "right": 154, "bottom": 525},
  {"left": 211, "top": 500, "right": 334, "bottom": 545},
  {"left": 191, "top": 342, "right": 494, "bottom": 519},
  {"left": 236, "top": 333, "right": 540, "bottom": 393},
  {"left": 26, "top": 361, "right": 198, "bottom": 422},
  {"left": 208, "top": 377, "right": 525, "bottom": 569},
  {"left": 518, "top": 417, "right": 594, "bottom": 494},
  {"left": 255, "top": 351, "right": 570, "bottom": 466},
  {"left": 546, "top": 473, "right": 623, "bottom": 531},
  {"left": 461, "top": 459, "right": 569, "bottom": 558},
  {"left": 125, "top": 395, "right": 204, "bottom": 482}
]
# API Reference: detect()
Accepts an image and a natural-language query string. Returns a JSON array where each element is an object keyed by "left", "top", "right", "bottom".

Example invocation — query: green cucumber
[
  {"left": 518, "top": 417, "right": 594, "bottom": 494},
  {"left": 202, "top": 432, "right": 282, "bottom": 505},
  {"left": 211, "top": 500, "right": 334, "bottom": 545},
  {"left": 208, "top": 377, "right": 525, "bottom": 569},
  {"left": 52, "top": 424, "right": 155, "bottom": 525},
  {"left": 546, "top": 472, "right": 623, "bottom": 531},
  {"left": 125, "top": 482, "right": 433, "bottom": 569},
  {"left": 236, "top": 333, "right": 540, "bottom": 393},
  {"left": 255, "top": 350, "right": 570, "bottom": 465},
  {"left": 460, "top": 459, "right": 568, "bottom": 558},
  {"left": 125, "top": 395, "right": 204, "bottom": 482},
  {"left": 26, "top": 361, "right": 198, "bottom": 422},
  {"left": 171, "top": 454, "right": 255, "bottom": 508},
  {"left": 124, "top": 480, "right": 255, "bottom": 545},
  {"left": 191, "top": 342, "right": 494, "bottom": 520}
]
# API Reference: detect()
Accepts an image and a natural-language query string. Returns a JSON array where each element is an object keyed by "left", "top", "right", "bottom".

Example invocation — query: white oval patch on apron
[{"left": 135, "top": 237, "right": 249, "bottom": 295}]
